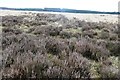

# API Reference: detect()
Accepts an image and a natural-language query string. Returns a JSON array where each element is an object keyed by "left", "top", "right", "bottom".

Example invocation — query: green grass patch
[{"left": 63, "top": 28, "right": 82, "bottom": 34}]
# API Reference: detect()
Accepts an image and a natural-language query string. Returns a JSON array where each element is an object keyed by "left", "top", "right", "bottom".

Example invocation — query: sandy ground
[{"left": 0, "top": 10, "right": 118, "bottom": 23}]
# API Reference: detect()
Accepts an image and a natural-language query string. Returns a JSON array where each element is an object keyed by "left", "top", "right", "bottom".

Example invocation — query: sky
[{"left": 0, "top": 0, "right": 119, "bottom": 12}]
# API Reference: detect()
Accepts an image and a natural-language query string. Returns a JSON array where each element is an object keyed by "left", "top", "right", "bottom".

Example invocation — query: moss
[
  {"left": 0, "top": 26, "right": 2, "bottom": 30},
  {"left": 47, "top": 53, "right": 54, "bottom": 60},
  {"left": 19, "top": 25, "right": 30, "bottom": 32},
  {"left": 61, "top": 28, "right": 82, "bottom": 38},
  {"left": 93, "top": 29, "right": 102, "bottom": 39},
  {"left": 90, "top": 61, "right": 101, "bottom": 78},
  {"left": 82, "top": 30, "right": 97, "bottom": 38},
  {"left": 99, "top": 30, "right": 109, "bottom": 39},
  {"left": 63, "top": 28, "right": 82, "bottom": 34},
  {"left": 108, "top": 56, "right": 119, "bottom": 69},
  {"left": 59, "top": 31, "right": 72, "bottom": 38},
  {"left": 93, "top": 29, "right": 101, "bottom": 33},
  {"left": 98, "top": 56, "right": 119, "bottom": 78}
]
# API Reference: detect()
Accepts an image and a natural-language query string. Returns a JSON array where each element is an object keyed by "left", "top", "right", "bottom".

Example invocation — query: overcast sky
[{"left": 0, "top": 0, "right": 119, "bottom": 12}]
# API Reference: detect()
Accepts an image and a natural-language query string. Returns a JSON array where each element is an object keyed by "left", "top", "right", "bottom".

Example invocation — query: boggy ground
[{"left": 0, "top": 13, "right": 120, "bottom": 79}]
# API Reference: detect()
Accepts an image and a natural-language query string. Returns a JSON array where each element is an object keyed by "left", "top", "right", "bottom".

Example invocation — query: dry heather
[{"left": 0, "top": 13, "right": 120, "bottom": 79}]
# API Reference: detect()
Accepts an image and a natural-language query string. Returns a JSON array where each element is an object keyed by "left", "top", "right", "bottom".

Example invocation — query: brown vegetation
[{"left": 1, "top": 13, "right": 119, "bottom": 79}]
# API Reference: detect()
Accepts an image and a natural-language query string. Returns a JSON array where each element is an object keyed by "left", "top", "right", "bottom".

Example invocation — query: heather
[{"left": 0, "top": 13, "right": 119, "bottom": 79}]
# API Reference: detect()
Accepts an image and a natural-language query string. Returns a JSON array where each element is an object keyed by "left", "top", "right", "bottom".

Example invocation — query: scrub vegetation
[{"left": 0, "top": 13, "right": 119, "bottom": 79}]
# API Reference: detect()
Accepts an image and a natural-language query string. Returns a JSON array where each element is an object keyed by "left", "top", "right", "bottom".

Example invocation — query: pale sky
[{"left": 0, "top": 0, "right": 119, "bottom": 12}]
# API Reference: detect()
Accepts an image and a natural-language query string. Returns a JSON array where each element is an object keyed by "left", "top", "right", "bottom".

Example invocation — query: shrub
[
  {"left": 99, "top": 30, "right": 109, "bottom": 39},
  {"left": 100, "top": 65, "right": 119, "bottom": 78},
  {"left": 1, "top": 13, "right": 119, "bottom": 79},
  {"left": 2, "top": 16, "right": 23, "bottom": 27},
  {"left": 59, "top": 31, "right": 72, "bottom": 39},
  {"left": 82, "top": 30, "right": 96, "bottom": 38},
  {"left": 75, "top": 39, "right": 110, "bottom": 61},
  {"left": 2, "top": 34, "right": 19, "bottom": 50},
  {"left": 106, "top": 41, "right": 120, "bottom": 56},
  {"left": 109, "top": 33, "right": 118, "bottom": 40},
  {"left": 2, "top": 52, "right": 91, "bottom": 78},
  {"left": 33, "top": 25, "right": 62, "bottom": 36},
  {"left": 2, "top": 27, "right": 22, "bottom": 36},
  {"left": 45, "top": 38, "right": 69, "bottom": 55},
  {"left": 81, "top": 24, "right": 91, "bottom": 31}
]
